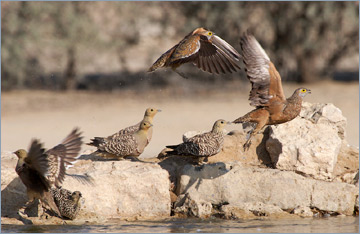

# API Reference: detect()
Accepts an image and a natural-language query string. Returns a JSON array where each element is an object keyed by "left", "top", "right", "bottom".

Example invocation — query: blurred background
[
  {"left": 2, "top": 1, "right": 359, "bottom": 90},
  {"left": 1, "top": 1, "right": 359, "bottom": 156}
]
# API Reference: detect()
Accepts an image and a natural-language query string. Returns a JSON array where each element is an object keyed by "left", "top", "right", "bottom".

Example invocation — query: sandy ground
[{"left": 1, "top": 80, "right": 358, "bottom": 158}]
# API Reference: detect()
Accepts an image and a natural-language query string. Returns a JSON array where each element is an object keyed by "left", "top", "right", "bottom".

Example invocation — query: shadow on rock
[
  {"left": 179, "top": 162, "right": 231, "bottom": 194},
  {"left": 1, "top": 177, "right": 27, "bottom": 218}
]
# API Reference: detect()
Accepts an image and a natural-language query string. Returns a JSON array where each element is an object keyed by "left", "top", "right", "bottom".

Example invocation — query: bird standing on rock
[
  {"left": 148, "top": 27, "right": 241, "bottom": 78},
  {"left": 111, "top": 107, "right": 161, "bottom": 146},
  {"left": 88, "top": 120, "right": 153, "bottom": 159},
  {"left": 14, "top": 128, "right": 83, "bottom": 218},
  {"left": 166, "top": 119, "right": 230, "bottom": 163},
  {"left": 233, "top": 32, "right": 311, "bottom": 150},
  {"left": 51, "top": 187, "right": 82, "bottom": 220}
]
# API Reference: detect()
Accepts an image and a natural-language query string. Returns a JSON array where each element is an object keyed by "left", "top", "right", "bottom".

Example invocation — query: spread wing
[
  {"left": 194, "top": 35, "right": 241, "bottom": 74},
  {"left": 45, "top": 128, "right": 83, "bottom": 187},
  {"left": 25, "top": 139, "right": 49, "bottom": 177},
  {"left": 240, "top": 31, "right": 285, "bottom": 107}
]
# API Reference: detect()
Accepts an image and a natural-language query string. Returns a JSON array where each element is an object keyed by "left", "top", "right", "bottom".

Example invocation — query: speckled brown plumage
[
  {"left": 110, "top": 108, "right": 160, "bottom": 146},
  {"left": 88, "top": 120, "right": 152, "bottom": 159},
  {"left": 148, "top": 27, "right": 241, "bottom": 78},
  {"left": 14, "top": 128, "right": 83, "bottom": 217},
  {"left": 51, "top": 187, "right": 82, "bottom": 220},
  {"left": 233, "top": 32, "right": 311, "bottom": 150},
  {"left": 166, "top": 119, "right": 229, "bottom": 160}
]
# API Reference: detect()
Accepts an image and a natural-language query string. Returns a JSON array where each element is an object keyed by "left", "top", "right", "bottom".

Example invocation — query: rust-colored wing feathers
[
  {"left": 148, "top": 27, "right": 241, "bottom": 75},
  {"left": 240, "top": 32, "right": 285, "bottom": 107},
  {"left": 169, "top": 35, "right": 201, "bottom": 64}
]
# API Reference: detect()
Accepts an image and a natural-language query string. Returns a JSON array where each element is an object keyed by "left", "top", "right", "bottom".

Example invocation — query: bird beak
[
  {"left": 157, "top": 109, "right": 162, "bottom": 112},
  {"left": 150, "top": 124, "right": 154, "bottom": 127},
  {"left": 307, "top": 89, "right": 311, "bottom": 94},
  {"left": 226, "top": 121, "right": 232, "bottom": 125}
]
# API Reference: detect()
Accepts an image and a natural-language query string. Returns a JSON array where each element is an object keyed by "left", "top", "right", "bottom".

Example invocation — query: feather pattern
[
  {"left": 166, "top": 119, "right": 228, "bottom": 158},
  {"left": 148, "top": 27, "right": 241, "bottom": 76},
  {"left": 51, "top": 187, "right": 82, "bottom": 220},
  {"left": 233, "top": 31, "right": 311, "bottom": 151},
  {"left": 88, "top": 120, "right": 152, "bottom": 158}
]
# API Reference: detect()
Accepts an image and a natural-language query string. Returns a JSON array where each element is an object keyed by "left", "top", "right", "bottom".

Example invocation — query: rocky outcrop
[
  {"left": 173, "top": 162, "right": 358, "bottom": 218},
  {"left": 266, "top": 102, "right": 356, "bottom": 181},
  {"left": 1, "top": 102, "right": 358, "bottom": 224},
  {"left": 1, "top": 151, "right": 171, "bottom": 224}
]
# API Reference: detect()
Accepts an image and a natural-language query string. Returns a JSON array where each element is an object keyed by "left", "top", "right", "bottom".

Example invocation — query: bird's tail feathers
[
  {"left": 166, "top": 145, "right": 179, "bottom": 150},
  {"left": 233, "top": 117, "right": 246, "bottom": 123},
  {"left": 87, "top": 137, "right": 105, "bottom": 147}
]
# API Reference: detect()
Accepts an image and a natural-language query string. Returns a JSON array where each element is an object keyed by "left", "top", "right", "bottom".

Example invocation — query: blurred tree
[
  {"left": 266, "top": 1, "right": 359, "bottom": 82},
  {"left": 1, "top": 2, "right": 40, "bottom": 90},
  {"left": 1, "top": 1, "right": 358, "bottom": 91},
  {"left": 47, "top": 2, "right": 99, "bottom": 90}
]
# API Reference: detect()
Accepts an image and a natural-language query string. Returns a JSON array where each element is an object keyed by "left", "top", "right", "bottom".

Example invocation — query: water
[{"left": 2, "top": 217, "right": 359, "bottom": 233}]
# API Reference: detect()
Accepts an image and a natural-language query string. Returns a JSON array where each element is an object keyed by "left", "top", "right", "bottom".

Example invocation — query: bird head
[
  {"left": 71, "top": 191, "right": 82, "bottom": 203},
  {"left": 13, "top": 149, "right": 27, "bottom": 159},
  {"left": 212, "top": 119, "right": 230, "bottom": 133},
  {"left": 193, "top": 27, "right": 214, "bottom": 40},
  {"left": 297, "top": 88, "right": 311, "bottom": 98},
  {"left": 139, "top": 120, "right": 153, "bottom": 131},
  {"left": 145, "top": 108, "right": 161, "bottom": 118}
]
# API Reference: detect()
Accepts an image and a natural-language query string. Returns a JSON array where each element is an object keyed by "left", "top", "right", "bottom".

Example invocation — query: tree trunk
[{"left": 63, "top": 47, "right": 77, "bottom": 90}]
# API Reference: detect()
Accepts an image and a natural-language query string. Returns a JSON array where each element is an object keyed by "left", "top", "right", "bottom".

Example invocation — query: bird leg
[
  {"left": 242, "top": 111, "right": 269, "bottom": 151},
  {"left": 243, "top": 137, "right": 253, "bottom": 151},
  {"left": 173, "top": 69, "right": 189, "bottom": 79}
]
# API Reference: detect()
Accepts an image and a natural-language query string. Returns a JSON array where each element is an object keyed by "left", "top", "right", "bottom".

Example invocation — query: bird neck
[
  {"left": 211, "top": 127, "right": 223, "bottom": 134},
  {"left": 73, "top": 196, "right": 81, "bottom": 204},
  {"left": 143, "top": 115, "right": 153, "bottom": 123},
  {"left": 287, "top": 91, "right": 302, "bottom": 104},
  {"left": 135, "top": 129, "right": 149, "bottom": 138}
]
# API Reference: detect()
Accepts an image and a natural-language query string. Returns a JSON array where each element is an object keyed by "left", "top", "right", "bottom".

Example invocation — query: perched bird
[
  {"left": 51, "top": 187, "right": 82, "bottom": 220},
  {"left": 88, "top": 120, "right": 153, "bottom": 159},
  {"left": 110, "top": 107, "right": 161, "bottom": 145},
  {"left": 14, "top": 128, "right": 83, "bottom": 217},
  {"left": 148, "top": 27, "right": 241, "bottom": 78},
  {"left": 233, "top": 32, "right": 311, "bottom": 150},
  {"left": 166, "top": 119, "right": 229, "bottom": 162}
]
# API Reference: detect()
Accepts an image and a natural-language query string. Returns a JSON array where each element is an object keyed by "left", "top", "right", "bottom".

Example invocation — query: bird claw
[{"left": 243, "top": 140, "right": 252, "bottom": 151}]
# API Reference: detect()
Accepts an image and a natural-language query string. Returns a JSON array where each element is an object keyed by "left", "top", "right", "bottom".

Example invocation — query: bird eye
[
  {"left": 221, "top": 121, "right": 224, "bottom": 124},
  {"left": 208, "top": 32, "right": 212, "bottom": 36},
  {"left": 151, "top": 109, "right": 154, "bottom": 111},
  {"left": 301, "top": 89, "right": 306, "bottom": 92}
]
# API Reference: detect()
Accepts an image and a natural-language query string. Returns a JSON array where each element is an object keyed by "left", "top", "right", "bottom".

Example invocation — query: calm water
[{"left": 2, "top": 217, "right": 359, "bottom": 233}]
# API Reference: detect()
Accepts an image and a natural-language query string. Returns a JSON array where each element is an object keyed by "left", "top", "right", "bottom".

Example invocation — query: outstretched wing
[
  {"left": 191, "top": 34, "right": 241, "bottom": 74},
  {"left": 45, "top": 128, "right": 83, "bottom": 187},
  {"left": 25, "top": 139, "right": 49, "bottom": 178},
  {"left": 240, "top": 31, "right": 285, "bottom": 107}
]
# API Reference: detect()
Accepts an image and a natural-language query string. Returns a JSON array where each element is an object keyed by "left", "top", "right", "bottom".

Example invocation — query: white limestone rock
[
  {"left": 176, "top": 162, "right": 358, "bottom": 216},
  {"left": 1, "top": 151, "right": 172, "bottom": 223},
  {"left": 266, "top": 102, "right": 345, "bottom": 180}
]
